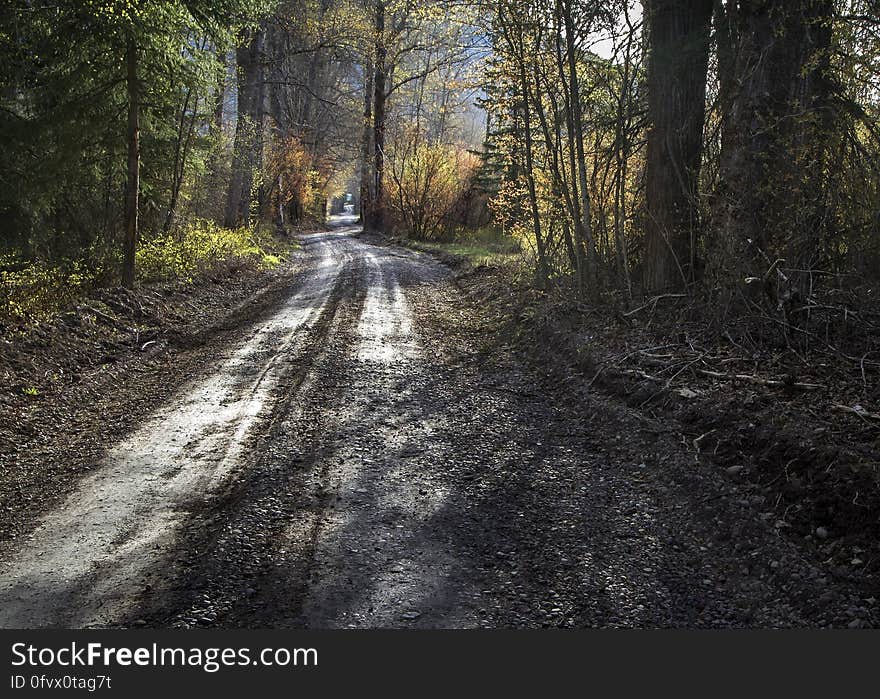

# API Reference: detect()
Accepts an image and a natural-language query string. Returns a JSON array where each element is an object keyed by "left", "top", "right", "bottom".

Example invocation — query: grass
[
  {"left": 0, "top": 220, "right": 298, "bottom": 327},
  {"left": 408, "top": 228, "right": 520, "bottom": 266}
]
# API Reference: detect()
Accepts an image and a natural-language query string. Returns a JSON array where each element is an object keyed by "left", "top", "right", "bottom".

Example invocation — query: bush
[
  {"left": 0, "top": 258, "right": 98, "bottom": 327},
  {"left": 0, "top": 220, "right": 289, "bottom": 327},
  {"left": 386, "top": 128, "right": 479, "bottom": 240},
  {"left": 136, "top": 219, "right": 284, "bottom": 283}
]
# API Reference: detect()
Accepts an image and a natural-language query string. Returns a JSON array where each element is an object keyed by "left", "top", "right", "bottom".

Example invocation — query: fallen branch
[
  {"left": 617, "top": 368, "right": 663, "bottom": 383},
  {"left": 82, "top": 305, "right": 133, "bottom": 332},
  {"left": 832, "top": 404, "right": 880, "bottom": 421},
  {"left": 622, "top": 294, "right": 687, "bottom": 318},
  {"left": 695, "top": 369, "right": 823, "bottom": 390}
]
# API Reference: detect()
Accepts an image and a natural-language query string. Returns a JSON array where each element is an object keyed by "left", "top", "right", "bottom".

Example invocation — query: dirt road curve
[{"left": 0, "top": 217, "right": 874, "bottom": 628}]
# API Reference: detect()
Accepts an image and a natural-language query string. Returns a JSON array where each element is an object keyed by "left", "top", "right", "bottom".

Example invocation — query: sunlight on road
[
  {"left": 356, "top": 251, "right": 416, "bottom": 364},
  {"left": 0, "top": 238, "right": 344, "bottom": 628}
]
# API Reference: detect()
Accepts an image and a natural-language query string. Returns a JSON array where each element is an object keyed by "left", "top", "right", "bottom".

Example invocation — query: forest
[
  {"left": 2, "top": 0, "right": 880, "bottom": 631},
  {"left": 2, "top": 1, "right": 879, "bottom": 317}
]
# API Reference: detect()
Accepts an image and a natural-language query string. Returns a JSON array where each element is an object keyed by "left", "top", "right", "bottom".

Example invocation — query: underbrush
[
  {"left": 0, "top": 259, "right": 97, "bottom": 329},
  {"left": 457, "top": 262, "right": 880, "bottom": 585},
  {"left": 136, "top": 220, "right": 288, "bottom": 283},
  {"left": 405, "top": 227, "right": 521, "bottom": 267},
  {"left": 0, "top": 220, "right": 296, "bottom": 327}
]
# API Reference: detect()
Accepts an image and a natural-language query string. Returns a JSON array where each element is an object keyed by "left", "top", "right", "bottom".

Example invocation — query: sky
[{"left": 590, "top": 1, "right": 644, "bottom": 62}]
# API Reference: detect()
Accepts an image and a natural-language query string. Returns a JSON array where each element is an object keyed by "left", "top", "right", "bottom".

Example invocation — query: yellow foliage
[
  {"left": 136, "top": 219, "right": 284, "bottom": 282},
  {"left": 0, "top": 258, "right": 94, "bottom": 326},
  {"left": 386, "top": 131, "right": 478, "bottom": 239},
  {"left": 1, "top": 221, "right": 288, "bottom": 326},
  {"left": 265, "top": 134, "right": 332, "bottom": 222}
]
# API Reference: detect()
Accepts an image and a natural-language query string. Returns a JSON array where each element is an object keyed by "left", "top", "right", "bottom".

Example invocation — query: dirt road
[{"left": 0, "top": 217, "right": 874, "bottom": 628}]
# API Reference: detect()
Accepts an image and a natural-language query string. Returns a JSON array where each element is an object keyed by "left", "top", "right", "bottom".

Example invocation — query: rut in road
[
  {"left": 0, "top": 223, "right": 872, "bottom": 628},
  {"left": 130, "top": 233, "right": 486, "bottom": 628},
  {"left": 0, "top": 229, "right": 353, "bottom": 627}
]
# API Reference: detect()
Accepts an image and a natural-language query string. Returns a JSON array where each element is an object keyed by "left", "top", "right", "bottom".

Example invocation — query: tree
[
  {"left": 557, "top": 0, "right": 598, "bottom": 296},
  {"left": 712, "top": 0, "right": 838, "bottom": 283},
  {"left": 642, "top": 0, "right": 713, "bottom": 292},
  {"left": 225, "top": 26, "right": 266, "bottom": 228},
  {"left": 123, "top": 31, "right": 140, "bottom": 288},
  {"left": 367, "top": 0, "right": 388, "bottom": 231},
  {"left": 386, "top": 126, "right": 478, "bottom": 239},
  {"left": 360, "top": 0, "right": 475, "bottom": 232},
  {"left": 0, "top": 0, "right": 268, "bottom": 286}
]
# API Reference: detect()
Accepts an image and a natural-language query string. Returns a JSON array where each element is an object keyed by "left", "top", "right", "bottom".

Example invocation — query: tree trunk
[
  {"left": 713, "top": 0, "right": 737, "bottom": 161},
  {"left": 714, "top": 0, "right": 835, "bottom": 276},
  {"left": 552, "top": 5, "right": 585, "bottom": 292},
  {"left": 163, "top": 88, "right": 195, "bottom": 234},
  {"left": 213, "top": 48, "right": 227, "bottom": 134},
  {"left": 360, "top": 52, "right": 374, "bottom": 224},
  {"left": 276, "top": 172, "right": 286, "bottom": 233},
  {"left": 531, "top": 60, "right": 579, "bottom": 275},
  {"left": 122, "top": 32, "right": 139, "bottom": 289},
  {"left": 561, "top": 0, "right": 597, "bottom": 296},
  {"left": 517, "top": 52, "right": 549, "bottom": 284},
  {"left": 613, "top": 7, "right": 637, "bottom": 302},
  {"left": 211, "top": 48, "right": 229, "bottom": 210},
  {"left": 367, "top": 0, "right": 387, "bottom": 232},
  {"left": 225, "top": 28, "right": 264, "bottom": 228},
  {"left": 253, "top": 32, "right": 268, "bottom": 221},
  {"left": 643, "top": 0, "right": 713, "bottom": 292}
]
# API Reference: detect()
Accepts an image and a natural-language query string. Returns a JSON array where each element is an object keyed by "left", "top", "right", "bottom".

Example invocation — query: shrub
[
  {"left": 0, "top": 220, "right": 288, "bottom": 326},
  {"left": 0, "top": 257, "right": 98, "bottom": 327},
  {"left": 136, "top": 219, "right": 283, "bottom": 283}
]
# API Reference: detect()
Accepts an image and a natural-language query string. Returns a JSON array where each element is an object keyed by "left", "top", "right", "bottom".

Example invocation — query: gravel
[{"left": 1, "top": 222, "right": 876, "bottom": 628}]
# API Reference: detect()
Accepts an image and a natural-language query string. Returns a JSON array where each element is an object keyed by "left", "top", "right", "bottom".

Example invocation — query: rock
[
  {"left": 815, "top": 526, "right": 829, "bottom": 540},
  {"left": 401, "top": 611, "right": 421, "bottom": 621}
]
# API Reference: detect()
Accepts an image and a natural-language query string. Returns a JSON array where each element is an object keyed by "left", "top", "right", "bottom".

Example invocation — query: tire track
[
  {"left": 126, "top": 244, "right": 369, "bottom": 628},
  {"left": 0, "top": 232, "right": 351, "bottom": 628}
]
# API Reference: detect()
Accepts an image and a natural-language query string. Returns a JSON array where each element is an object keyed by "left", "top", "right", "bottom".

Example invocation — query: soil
[
  {"left": 0, "top": 244, "right": 308, "bottom": 548},
  {"left": 443, "top": 255, "right": 880, "bottom": 617},
  {"left": 0, "top": 217, "right": 876, "bottom": 628}
]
